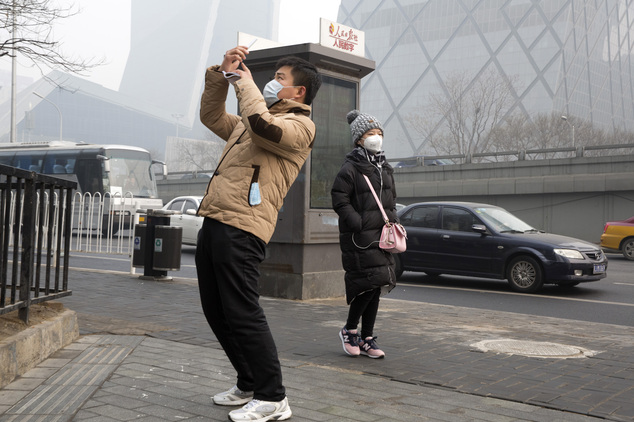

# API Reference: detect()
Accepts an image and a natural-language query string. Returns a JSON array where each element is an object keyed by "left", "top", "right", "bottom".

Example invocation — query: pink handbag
[
  {"left": 379, "top": 221, "right": 407, "bottom": 253},
  {"left": 363, "top": 175, "right": 407, "bottom": 253}
]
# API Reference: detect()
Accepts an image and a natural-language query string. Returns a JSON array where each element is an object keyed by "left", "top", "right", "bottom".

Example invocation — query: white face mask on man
[
  {"left": 362, "top": 134, "right": 383, "bottom": 154},
  {"left": 263, "top": 80, "right": 300, "bottom": 108}
]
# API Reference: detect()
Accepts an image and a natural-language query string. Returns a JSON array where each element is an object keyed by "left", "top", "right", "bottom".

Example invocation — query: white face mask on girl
[
  {"left": 263, "top": 79, "right": 299, "bottom": 108},
  {"left": 362, "top": 134, "right": 383, "bottom": 154}
]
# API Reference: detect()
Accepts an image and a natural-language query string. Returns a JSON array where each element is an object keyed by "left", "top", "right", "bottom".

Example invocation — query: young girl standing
[{"left": 331, "top": 110, "right": 399, "bottom": 359}]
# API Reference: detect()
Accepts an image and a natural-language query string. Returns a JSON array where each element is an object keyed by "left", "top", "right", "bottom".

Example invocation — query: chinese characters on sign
[
  {"left": 330, "top": 23, "right": 358, "bottom": 52},
  {"left": 319, "top": 18, "right": 365, "bottom": 57}
]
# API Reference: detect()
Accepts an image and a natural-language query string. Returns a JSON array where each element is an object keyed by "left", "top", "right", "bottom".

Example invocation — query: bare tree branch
[
  {"left": 166, "top": 133, "right": 225, "bottom": 174},
  {"left": 0, "top": 0, "right": 101, "bottom": 75},
  {"left": 406, "top": 69, "right": 518, "bottom": 160}
]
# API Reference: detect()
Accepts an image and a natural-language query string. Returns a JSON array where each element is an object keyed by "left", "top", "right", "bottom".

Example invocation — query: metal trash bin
[
  {"left": 132, "top": 224, "right": 147, "bottom": 268},
  {"left": 152, "top": 225, "right": 182, "bottom": 271}
]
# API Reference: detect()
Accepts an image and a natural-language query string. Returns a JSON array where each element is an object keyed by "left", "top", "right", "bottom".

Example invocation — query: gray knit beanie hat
[{"left": 347, "top": 110, "right": 384, "bottom": 144}]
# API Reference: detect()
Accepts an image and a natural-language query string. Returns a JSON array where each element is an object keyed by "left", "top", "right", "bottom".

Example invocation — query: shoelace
[
  {"left": 243, "top": 399, "right": 261, "bottom": 410},
  {"left": 364, "top": 337, "right": 379, "bottom": 348}
]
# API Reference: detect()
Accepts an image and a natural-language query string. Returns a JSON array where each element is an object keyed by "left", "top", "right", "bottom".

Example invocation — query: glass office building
[
  {"left": 1, "top": 0, "right": 280, "bottom": 156},
  {"left": 337, "top": 0, "right": 634, "bottom": 158}
]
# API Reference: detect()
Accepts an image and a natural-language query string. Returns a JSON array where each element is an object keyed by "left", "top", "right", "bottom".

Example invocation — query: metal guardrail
[
  {"left": 69, "top": 191, "right": 138, "bottom": 256},
  {"left": 165, "top": 143, "right": 634, "bottom": 174},
  {"left": 387, "top": 142, "right": 634, "bottom": 166},
  {"left": 0, "top": 164, "right": 77, "bottom": 323}
]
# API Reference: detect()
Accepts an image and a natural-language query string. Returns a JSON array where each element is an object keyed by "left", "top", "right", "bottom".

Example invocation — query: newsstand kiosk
[{"left": 244, "top": 42, "right": 375, "bottom": 299}]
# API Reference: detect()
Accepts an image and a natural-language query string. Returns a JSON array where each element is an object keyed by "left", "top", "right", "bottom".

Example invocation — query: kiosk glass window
[{"left": 310, "top": 75, "right": 357, "bottom": 209}]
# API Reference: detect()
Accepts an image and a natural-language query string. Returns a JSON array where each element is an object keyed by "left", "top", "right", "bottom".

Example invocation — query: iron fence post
[{"left": 18, "top": 177, "right": 36, "bottom": 324}]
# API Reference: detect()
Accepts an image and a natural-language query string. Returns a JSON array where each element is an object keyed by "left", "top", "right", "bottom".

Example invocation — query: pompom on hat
[{"left": 347, "top": 110, "right": 384, "bottom": 144}]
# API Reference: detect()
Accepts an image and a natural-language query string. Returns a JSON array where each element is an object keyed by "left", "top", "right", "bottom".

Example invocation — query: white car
[{"left": 162, "top": 196, "right": 203, "bottom": 246}]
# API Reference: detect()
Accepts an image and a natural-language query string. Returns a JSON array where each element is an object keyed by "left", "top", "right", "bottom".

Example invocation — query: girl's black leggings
[{"left": 345, "top": 287, "right": 381, "bottom": 339}]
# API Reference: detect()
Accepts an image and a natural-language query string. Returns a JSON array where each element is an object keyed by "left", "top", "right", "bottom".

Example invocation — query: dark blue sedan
[{"left": 396, "top": 202, "right": 607, "bottom": 293}]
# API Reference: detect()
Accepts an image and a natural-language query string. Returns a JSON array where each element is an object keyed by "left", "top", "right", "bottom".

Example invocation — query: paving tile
[
  {"left": 3, "top": 268, "right": 631, "bottom": 422},
  {"left": 0, "top": 390, "right": 30, "bottom": 406},
  {"left": 1, "top": 377, "right": 46, "bottom": 391}
]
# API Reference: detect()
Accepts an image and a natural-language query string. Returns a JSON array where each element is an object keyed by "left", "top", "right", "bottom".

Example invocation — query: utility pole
[{"left": 10, "top": 1, "right": 17, "bottom": 143}]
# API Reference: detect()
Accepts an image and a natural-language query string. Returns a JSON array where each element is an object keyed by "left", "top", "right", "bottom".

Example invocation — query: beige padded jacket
[{"left": 197, "top": 65, "right": 315, "bottom": 243}]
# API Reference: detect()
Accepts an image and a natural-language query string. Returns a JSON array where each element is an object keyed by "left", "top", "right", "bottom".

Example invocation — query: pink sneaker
[
  {"left": 338, "top": 327, "right": 360, "bottom": 356},
  {"left": 359, "top": 336, "right": 385, "bottom": 359}
]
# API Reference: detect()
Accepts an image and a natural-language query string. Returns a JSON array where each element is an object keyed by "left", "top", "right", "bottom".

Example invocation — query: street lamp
[
  {"left": 561, "top": 115, "right": 575, "bottom": 148},
  {"left": 33, "top": 92, "right": 63, "bottom": 141}
]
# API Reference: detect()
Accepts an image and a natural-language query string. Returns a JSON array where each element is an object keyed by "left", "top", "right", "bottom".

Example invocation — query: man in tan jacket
[{"left": 196, "top": 44, "right": 321, "bottom": 422}]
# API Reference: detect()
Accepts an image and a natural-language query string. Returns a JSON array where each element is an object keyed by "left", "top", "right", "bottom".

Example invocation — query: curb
[{"left": 0, "top": 309, "right": 79, "bottom": 388}]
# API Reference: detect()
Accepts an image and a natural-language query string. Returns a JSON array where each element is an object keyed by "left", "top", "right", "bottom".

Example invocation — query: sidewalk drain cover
[{"left": 471, "top": 339, "right": 599, "bottom": 359}]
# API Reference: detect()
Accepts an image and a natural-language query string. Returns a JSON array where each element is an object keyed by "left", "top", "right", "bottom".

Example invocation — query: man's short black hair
[{"left": 276, "top": 56, "right": 322, "bottom": 105}]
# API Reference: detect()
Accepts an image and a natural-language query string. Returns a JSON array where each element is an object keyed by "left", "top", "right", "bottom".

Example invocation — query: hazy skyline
[{"left": 0, "top": 0, "right": 341, "bottom": 91}]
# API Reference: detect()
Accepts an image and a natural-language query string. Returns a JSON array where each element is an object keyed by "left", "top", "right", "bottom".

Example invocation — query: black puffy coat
[{"left": 331, "top": 147, "right": 398, "bottom": 304}]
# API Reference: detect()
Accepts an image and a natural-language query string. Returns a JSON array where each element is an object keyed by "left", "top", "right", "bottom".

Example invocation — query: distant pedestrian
[
  {"left": 331, "top": 110, "right": 398, "bottom": 359},
  {"left": 196, "top": 44, "right": 321, "bottom": 421}
]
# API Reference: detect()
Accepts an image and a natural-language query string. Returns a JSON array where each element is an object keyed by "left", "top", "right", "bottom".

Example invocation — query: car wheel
[
  {"left": 394, "top": 255, "right": 404, "bottom": 279},
  {"left": 506, "top": 255, "right": 543, "bottom": 293},
  {"left": 424, "top": 271, "right": 441, "bottom": 277},
  {"left": 621, "top": 238, "right": 634, "bottom": 261}
]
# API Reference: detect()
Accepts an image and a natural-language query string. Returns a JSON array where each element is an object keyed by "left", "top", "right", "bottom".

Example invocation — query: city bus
[{"left": 0, "top": 141, "right": 166, "bottom": 234}]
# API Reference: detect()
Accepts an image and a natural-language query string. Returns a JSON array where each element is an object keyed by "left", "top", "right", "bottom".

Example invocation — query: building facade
[
  {"left": 337, "top": 0, "right": 634, "bottom": 158},
  {"left": 119, "top": 0, "right": 280, "bottom": 137},
  {"left": 0, "top": 0, "right": 281, "bottom": 160}
]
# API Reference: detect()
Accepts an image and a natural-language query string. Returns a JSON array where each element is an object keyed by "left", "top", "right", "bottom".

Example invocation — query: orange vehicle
[{"left": 600, "top": 216, "right": 634, "bottom": 260}]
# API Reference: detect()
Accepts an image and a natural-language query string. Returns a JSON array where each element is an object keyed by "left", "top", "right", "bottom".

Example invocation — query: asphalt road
[
  {"left": 389, "top": 252, "right": 634, "bottom": 327},
  {"left": 68, "top": 246, "right": 634, "bottom": 327}
]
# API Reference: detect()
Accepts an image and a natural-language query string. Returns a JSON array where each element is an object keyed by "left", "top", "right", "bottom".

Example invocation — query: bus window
[
  {"left": 0, "top": 153, "right": 14, "bottom": 166},
  {"left": 42, "top": 153, "right": 76, "bottom": 174},
  {"left": 14, "top": 152, "right": 45, "bottom": 172}
]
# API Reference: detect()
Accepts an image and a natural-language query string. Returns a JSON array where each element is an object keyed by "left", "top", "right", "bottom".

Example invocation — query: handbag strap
[{"left": 363, "top": 174, "right": 389, "bottom": 223}]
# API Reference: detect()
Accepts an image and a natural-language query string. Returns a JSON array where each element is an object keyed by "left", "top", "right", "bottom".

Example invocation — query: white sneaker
[
  {"left": 213, "top": 385, "right": 254, "bottom": 406},
  {"left": 228, "top": 397, "right": 292, "bottom": 422}
]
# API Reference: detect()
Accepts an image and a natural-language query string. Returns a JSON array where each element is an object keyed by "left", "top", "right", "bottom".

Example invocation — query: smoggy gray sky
[{"left": 1, "top": 0, "right": 341, "bottom": 91}]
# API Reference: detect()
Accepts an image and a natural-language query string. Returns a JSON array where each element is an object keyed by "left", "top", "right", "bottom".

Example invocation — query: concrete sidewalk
[{"left": 1, "top": 268, "right": 633, "bottom": 421}]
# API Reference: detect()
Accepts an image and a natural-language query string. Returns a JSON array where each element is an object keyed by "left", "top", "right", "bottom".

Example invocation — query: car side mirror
[
  {"left": 472, "top": 224, "right": 487, "bottom": 234},
  {"left": 185, "top": 209, "right": 198, "bottom": 216}
]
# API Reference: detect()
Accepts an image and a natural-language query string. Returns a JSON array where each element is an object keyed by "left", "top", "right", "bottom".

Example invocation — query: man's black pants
[{"left": 195, "top": 217, "right": 285, "bottom": 402}]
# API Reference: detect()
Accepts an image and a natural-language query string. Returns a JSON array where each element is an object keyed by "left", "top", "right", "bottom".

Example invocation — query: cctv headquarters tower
[{"left": 337, "top": 0, "right": 634, "bottom": 158}]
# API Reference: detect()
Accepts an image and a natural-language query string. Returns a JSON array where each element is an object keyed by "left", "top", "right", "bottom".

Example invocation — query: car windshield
[{"left": 474, "top": 207, "right": 535, "bottom": 233}]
